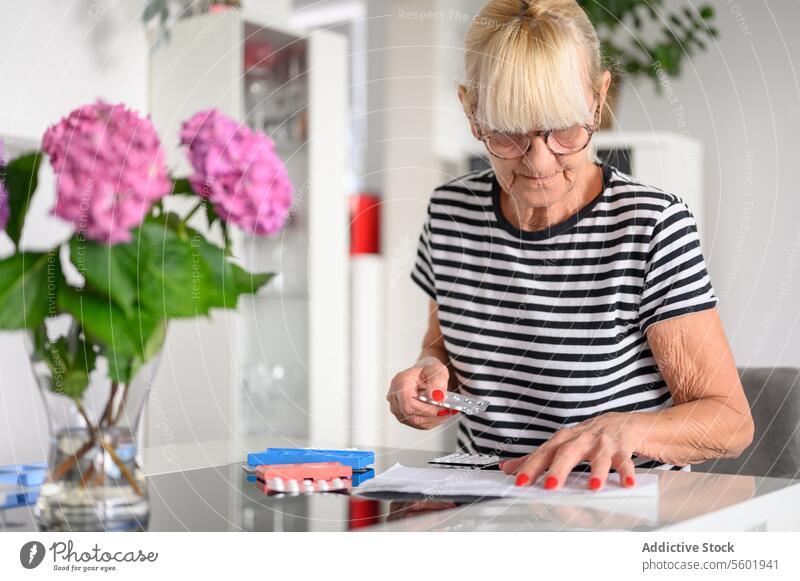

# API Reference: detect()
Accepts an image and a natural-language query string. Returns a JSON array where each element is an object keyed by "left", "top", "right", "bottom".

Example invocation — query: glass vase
[{"left": 27, "top": 317, "right": 161, "bottom": 531}]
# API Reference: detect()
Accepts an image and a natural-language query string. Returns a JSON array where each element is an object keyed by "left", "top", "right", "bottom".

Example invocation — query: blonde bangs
[{"left": 471, "top": 18, "right": 592, "bottom": 134}]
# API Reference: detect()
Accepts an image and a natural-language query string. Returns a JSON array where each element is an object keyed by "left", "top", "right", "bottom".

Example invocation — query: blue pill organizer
[{"left": 247, "top": 447, "right": 375, "bottom": 470}]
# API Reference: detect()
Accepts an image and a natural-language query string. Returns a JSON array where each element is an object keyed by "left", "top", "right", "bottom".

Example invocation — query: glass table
[{"left": 3, "top": 442, "right": 799, "bottom": 532}]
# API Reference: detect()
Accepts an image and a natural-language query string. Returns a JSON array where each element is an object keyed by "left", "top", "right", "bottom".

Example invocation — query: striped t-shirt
[{"left": 410, "top": 162, "right": 718, "bottom": 471}]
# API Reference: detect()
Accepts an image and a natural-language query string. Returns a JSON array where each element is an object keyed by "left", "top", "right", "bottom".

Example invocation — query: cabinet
[{"left": 147, "top": 10, "right": 349, "bottom": 448}]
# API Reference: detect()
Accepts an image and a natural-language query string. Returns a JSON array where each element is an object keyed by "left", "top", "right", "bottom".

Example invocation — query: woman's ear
[
  {"left": 457, "top": 84, "right": 480, "bottom": 139},
  {"left": 597, "top": 70, "right": 612, "bottom": 123}
]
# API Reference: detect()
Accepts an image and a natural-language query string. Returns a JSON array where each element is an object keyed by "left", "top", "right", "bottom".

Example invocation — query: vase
[{"left": 27, "top": 318, "right": 162, "bottom": 531}]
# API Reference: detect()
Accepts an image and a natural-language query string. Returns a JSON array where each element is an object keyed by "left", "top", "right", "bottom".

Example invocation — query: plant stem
[
  {"left": 51, "top": 434, "right": 95, "bottom": 482},
  {"left": 50, "top": 402, "right": 97, "bottom": 482},
  {"left": 183, "top": 200, "right": 205, "bottom": 223},
  {"left": 110, "top": 384, "right": 130, "bottom": 426},
  {"left": 51, "top": 390, "right": 143, "bottom": 495},
  {"left": 100, "top": 438, "right": 142, "bottom": 496},
  {"left": 81, "top": 463, "right": 95, "bottom": 487},
  {"left": 99, "top": 382, "right": 118, "bottom": 428}
]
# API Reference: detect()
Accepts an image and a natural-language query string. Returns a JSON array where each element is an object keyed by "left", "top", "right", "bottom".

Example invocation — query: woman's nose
[{"left": 524, "top": 133, "right": 557, "bottom": 168}]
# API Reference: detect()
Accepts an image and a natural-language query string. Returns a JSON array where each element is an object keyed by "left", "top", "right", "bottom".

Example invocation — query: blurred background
[{"left": 1, "top": 0, "right": 798, "bottom": 467}]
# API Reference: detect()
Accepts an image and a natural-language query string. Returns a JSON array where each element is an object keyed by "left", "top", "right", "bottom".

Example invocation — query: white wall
[
  {"left": 379, "top": 0, "right": 472, "bottom": 452},
  {"left": 0, "top": 0, "right": 149, "bottom": 466},
  {"left": 614, "top": 0, "right": 800, "bottom": 368}
]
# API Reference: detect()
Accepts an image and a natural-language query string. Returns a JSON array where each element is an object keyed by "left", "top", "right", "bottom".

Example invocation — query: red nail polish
[
  {"left": 449, "top": 409, "right": 459, "bottom": 415},
  {"left": 589, "top": 477, "right": 601, "bottom": 490},
  {"left": 544, "top": 476, "right": 558, "bottom": 490},
  {"left": 515, "top": 474, "right": 530, "bottom": 487},
  {"left": 431, "top": 389, "right": 445, "bottom": 402},
  {"left": 437, "top": 409, "right": 449, "bottom": 416},
  {"left": 625, "top": 476, "right": 636, "bottom": 487}
]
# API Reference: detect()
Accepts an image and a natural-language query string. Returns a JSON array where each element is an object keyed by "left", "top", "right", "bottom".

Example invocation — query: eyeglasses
[{"left": 470, "top": 98, "right": 601, "bottom": 159}]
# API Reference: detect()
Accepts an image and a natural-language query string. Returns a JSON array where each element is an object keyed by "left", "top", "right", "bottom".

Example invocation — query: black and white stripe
[{"left": 411, "top": 162, "right": 718, "bottom": 472}]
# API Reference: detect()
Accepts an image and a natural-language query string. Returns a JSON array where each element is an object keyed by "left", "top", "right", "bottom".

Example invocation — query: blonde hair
[{"left": 462, "top": 0, "right": 606, "bottom": 139}]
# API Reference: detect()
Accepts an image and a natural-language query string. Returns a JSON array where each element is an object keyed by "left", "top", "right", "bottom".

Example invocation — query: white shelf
[{"left": 147, "top": 9, "right": 349, "bottom": 448}]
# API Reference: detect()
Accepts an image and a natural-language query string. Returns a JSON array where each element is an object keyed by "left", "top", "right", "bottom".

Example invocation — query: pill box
[{"left": 247, "top": 447, "right": 375, "bottom": 470}]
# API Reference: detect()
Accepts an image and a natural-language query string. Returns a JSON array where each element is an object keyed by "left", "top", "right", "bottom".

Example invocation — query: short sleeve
[
  {"left": 638, "top": 200, "right": 718, "bottom": 333},
  {"left": 410, "top": 205, "right": 437, "bottom": 300}
]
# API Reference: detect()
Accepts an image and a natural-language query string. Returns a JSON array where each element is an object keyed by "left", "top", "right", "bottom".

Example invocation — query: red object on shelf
[
  {"left": 348, "top": 497, "right": 382, "bottom": 530},
  {"left": 209, "top": 4, "right": 234, "bottom": 14},
  {"left": 350, "top": 194, "right": 381, "bottom": 256}
]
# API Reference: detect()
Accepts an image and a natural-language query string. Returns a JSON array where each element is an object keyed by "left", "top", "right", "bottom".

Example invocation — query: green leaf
[
  {"left": 56, "top": 284, "right": 163, "bottom": 383},
  {"left": 205, "top": 202, "right": 220, "bottom": 228},
  {"left": 171, "top": 177, "right": 195, "bottom": 196},
  {"left": 191, "top": 236, "right": 275, "bottom": 310},
  {"left": 0, "top": 250, "right": 60, "bottom": 329},
  {"left": 232, "top": 264, "right": 274, "bottom": 298},
  {"left": 1, "top": 152, "right": 42, "bottom": 248},
  {"left": 57, "top": 284, "right": 138, "bottom": 356},
  {"left": 33, "top": 320, "right": 98, "bottom": 400},
  {"left": 137, "top": 222, "right": 213, "bottom": 318},
  {"left": 70, "top": 237, "right": 140, "bottom": 318},
  {"left": 61, "top": 369, "right": 90, "bottom": 400},
  {"left": 126, "top": 315, "right": 167, "bottom": 383},
  {"left": 668, "top": 14, "right": 685, "bottom": 30}
]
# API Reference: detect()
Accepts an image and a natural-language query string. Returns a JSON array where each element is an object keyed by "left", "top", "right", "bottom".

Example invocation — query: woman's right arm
[{"left": 386, "top": 299, "right": 459, "bottom": 429}]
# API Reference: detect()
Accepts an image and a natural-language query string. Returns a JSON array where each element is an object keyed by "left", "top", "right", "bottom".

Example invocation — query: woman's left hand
[{"left": 499, "top": 412, "right": 644, "bottom": 491}]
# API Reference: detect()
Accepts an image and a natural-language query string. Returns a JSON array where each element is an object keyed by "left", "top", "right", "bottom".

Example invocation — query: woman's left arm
[
  {"left": 631, "top": 307, "right": 754, "bottom": 466},
  {"left": 502, "top": 308, "right": 755, "bottom": 490}
]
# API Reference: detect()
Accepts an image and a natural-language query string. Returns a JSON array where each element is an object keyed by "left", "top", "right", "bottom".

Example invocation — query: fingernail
[
  {"left": 498, "top": 460, "right": 506, "bottom": 470},
  {"left": 515, "top": 474, "right": 530, "bottom": 487},
  {"left": 625, "top": 476, "right": 636, "bottom": 487},
  {"left": 431, "top": 389, "right": 445, "bottom": 402},
  {"left": 544, "top": 476, "right": 558, "bottom": 490},
  {"left": 449, "top": 409, "right": 459, "bottom": 415},
  {"left": 437, "top": 409, "right": 449, "bottom": 416},
  {"left": 589, "top": 477, "right": 601, "bottom": 490}
]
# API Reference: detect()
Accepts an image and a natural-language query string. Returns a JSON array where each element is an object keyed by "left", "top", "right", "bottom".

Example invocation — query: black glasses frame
[{"left": 470, "top": 96, "right": 602, "bottom": 159}]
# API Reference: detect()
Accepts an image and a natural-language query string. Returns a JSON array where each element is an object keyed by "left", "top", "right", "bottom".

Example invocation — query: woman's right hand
[{"left": 386, "top": 356, "right": 458, "bottom": 430}]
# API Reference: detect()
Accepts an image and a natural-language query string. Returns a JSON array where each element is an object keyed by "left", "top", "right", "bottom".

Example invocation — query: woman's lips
[{"left": 519, "top": 171, "right": 561, "bottom": 183}]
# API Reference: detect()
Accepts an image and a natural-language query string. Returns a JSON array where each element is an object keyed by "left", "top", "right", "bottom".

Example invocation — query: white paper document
[{"left": 355, "top": 463, "right": 659, "bottom": 500}]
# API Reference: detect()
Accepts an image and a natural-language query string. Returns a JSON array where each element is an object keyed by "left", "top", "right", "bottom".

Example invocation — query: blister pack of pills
[
  {"left": 254, "top": 462, "right": 355, "bottom": 495},
  {"left": 261, "top": 477, "right": 352, "bottom": 495},
  {"left": 428, "top": 452, "right": 501, "bottom": 468},
  {"left": 416, "top": 392, "right": 489, "bottom": 415}
]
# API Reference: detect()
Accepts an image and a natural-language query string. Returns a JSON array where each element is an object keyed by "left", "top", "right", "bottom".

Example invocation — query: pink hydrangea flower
[
  {"left": 0, "top": 141, "right": 8, "bottom": 232},
  {"left": 42, "top": 101, "right": 171, "bottom": 245},
  {"left": 179, "top": 109, "right": 293, "bottom": 236}
]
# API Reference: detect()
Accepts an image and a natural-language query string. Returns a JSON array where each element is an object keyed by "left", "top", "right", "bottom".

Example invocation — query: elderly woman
[{"left": 386, "top": 0, "right": 754, "bottom": 491}]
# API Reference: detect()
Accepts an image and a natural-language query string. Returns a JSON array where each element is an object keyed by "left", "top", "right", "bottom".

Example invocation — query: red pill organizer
[{"left": 255, "top": 462, "right": 353, "bottom": 495}]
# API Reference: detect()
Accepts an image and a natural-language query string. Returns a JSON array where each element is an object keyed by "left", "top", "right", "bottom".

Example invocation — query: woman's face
[
  {"left": 462, "top": 73, "right": 610, "bottom": 210},
  {"left": 488, "top": 126, "right": 593, "bottom": 209}
]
